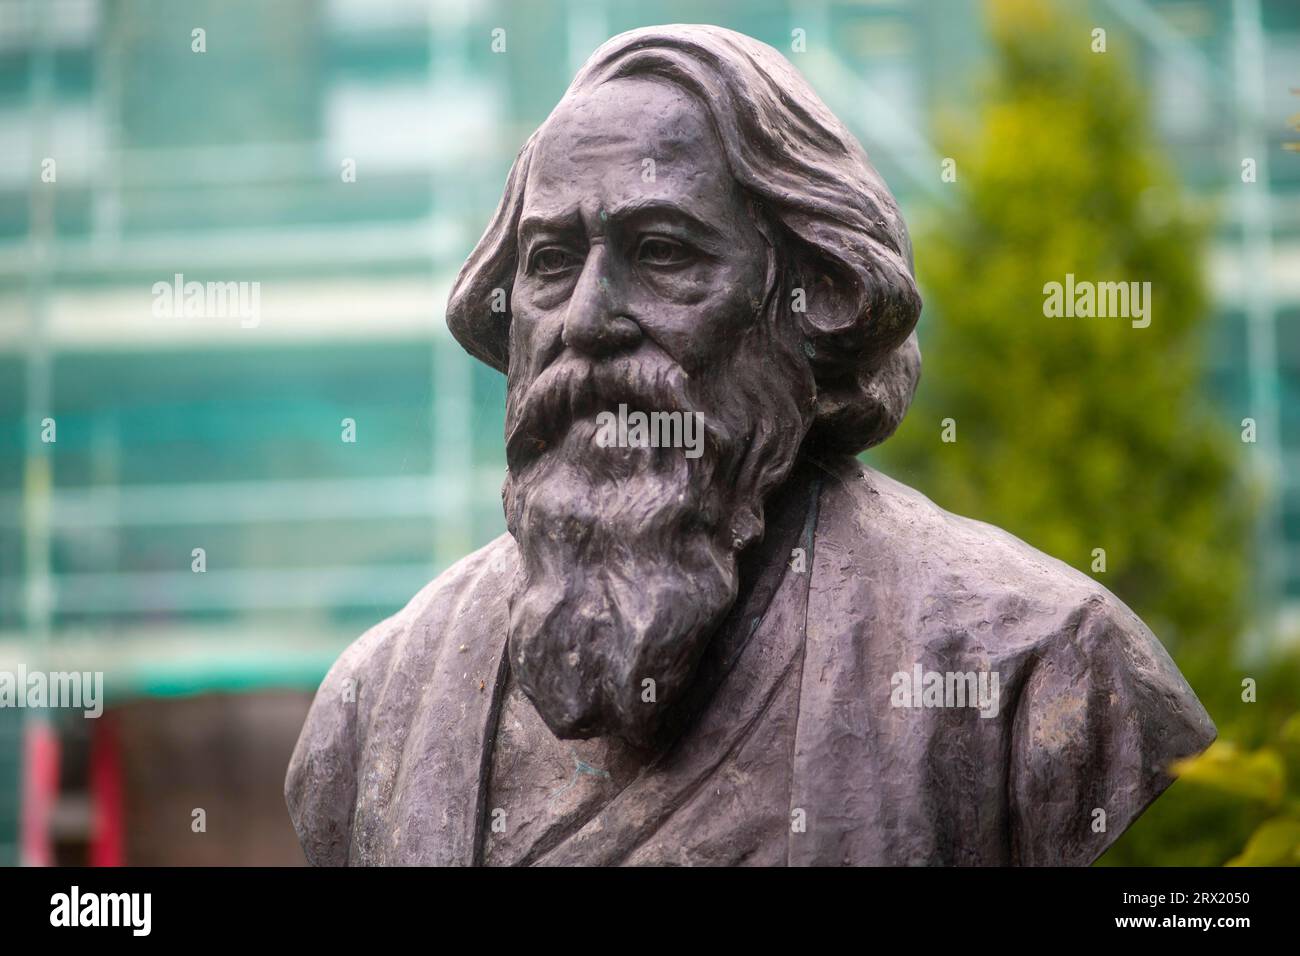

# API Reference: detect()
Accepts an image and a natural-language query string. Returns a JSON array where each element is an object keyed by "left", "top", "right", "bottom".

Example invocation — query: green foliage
[
  {"left": 872, "top": 0, "right": 1269, "bottom": 864},
  {"left": 1171, "top": 712, "right": 1300, "bottom": 866}
]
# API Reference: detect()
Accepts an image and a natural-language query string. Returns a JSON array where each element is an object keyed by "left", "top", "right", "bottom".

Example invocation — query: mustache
[{"left": 506, "top": 352, "right": 695, "bottom": 469}]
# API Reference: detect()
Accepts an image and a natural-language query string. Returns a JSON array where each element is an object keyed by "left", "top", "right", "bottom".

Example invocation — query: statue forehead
[{"left": 523, "top": 77, "right": 744, "bottom": 221}]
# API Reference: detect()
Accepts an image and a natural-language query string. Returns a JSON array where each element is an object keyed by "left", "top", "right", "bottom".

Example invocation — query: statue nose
[
  {"left": 562, "top": 311, "right": 642, "bottom": 357},
  {"left": 561, "top": 250, "right": 643, "bottom": 357}
]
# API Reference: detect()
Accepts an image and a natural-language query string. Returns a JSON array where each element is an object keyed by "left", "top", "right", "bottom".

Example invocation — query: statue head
[{"left": 446, "top": 24, "right": 922, "bottom": 747}]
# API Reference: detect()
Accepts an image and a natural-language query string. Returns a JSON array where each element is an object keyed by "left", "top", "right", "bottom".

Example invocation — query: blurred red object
[
  {"left": 20, "top": 718, "right": 58, "bottom": 866},
  {"left": 88, "top": 715, "right": 125, "bottom": 867}
]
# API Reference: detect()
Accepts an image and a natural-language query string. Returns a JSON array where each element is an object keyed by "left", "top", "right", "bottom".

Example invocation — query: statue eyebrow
[
  {"left": 518, "top": 211, "right": 583, "bottom": 246},
  {"left": 518, "top": 199, "right": 724, "bottom": 246},
  {"left": 603, "top": 198, "right": 725, "bottom": 241}
]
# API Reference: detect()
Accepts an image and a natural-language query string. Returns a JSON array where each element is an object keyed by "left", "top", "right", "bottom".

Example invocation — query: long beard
[{"left": 502, "top": 336, "right": 811, "bottom": 749}]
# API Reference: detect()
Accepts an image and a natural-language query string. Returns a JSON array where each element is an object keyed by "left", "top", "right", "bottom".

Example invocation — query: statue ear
[{"left": 790, "top": 255, "right": 869, "bottom": 369}]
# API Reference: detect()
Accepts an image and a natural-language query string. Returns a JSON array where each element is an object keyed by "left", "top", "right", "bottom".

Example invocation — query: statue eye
[
  {"left": 531, "top": 246, "right": 577, "bottom": 277},
  {"left": 636, "top": 236, "right": 691, "bottom": 267}
]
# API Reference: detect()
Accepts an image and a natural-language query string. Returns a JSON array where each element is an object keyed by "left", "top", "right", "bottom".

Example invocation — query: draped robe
[{"left": 286, "top": 456, "right": 1214, "bottom": 866}]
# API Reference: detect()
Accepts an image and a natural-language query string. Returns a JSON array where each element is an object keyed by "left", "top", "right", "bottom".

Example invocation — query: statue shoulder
[
  {"left": 814, "top": 459, "right": 1131, "bottom": 650},
  {"left": 285, "top": 532, "right": 517, "bottom": 865},
  {"left": 808, "top": 459, "right": 1214, "bottom": 863},
  {"left": 320, "top": 532, "right": 517, "bottom": 700}
]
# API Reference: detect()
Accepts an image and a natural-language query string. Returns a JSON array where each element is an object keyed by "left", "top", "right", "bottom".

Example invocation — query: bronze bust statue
[{"left": 286, "top": 24, "right": 1214, "bottom": 866}]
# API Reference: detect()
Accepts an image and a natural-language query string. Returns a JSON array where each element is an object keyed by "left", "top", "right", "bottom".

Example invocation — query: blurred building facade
[{"left": 0, "top": 0, "right": 1296, "bottom": 864}]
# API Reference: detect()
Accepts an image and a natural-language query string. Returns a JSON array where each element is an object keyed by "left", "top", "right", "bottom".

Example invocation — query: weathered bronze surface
[{"left": 286, "top": 24, "right": 1214, "bottom": 866}]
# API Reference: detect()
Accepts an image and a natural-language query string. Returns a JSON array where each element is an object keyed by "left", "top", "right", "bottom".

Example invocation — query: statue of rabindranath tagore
[{"left": 286, "top": 24, "right": 1215, "bottom": 866}]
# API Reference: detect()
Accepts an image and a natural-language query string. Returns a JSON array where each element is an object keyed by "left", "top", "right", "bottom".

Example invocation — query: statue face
[
  {"left": 509, "top": 77, "right": 770, "bottom": 381},
  {"left": 499, "top": 77, "right": 813, "bottom": 747}
]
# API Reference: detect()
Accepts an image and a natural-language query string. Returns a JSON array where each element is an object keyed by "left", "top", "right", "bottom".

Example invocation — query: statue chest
[{"left": 479, "top": 664, "right": 801, "bottom": 866}]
